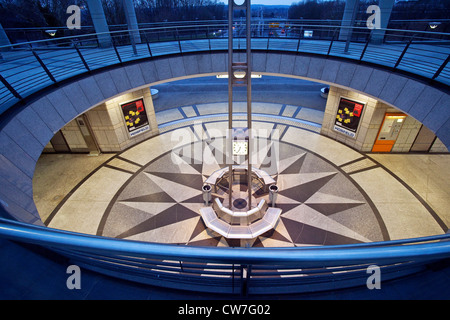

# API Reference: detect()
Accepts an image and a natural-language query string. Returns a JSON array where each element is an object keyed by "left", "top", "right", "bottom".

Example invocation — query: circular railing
[
  {"left": 1, "top": 22, "right": 449, "bottom": 114},
  {"left": 0, "top": 215, "right": 449, "bottom": 295}
]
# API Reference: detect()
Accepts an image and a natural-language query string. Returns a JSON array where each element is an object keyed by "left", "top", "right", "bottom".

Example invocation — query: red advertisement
[
  {"left": 333, "top": 98, "right": 365, "bottom": 138},
  {"left": 120, "top": 98, "right": 150, "bottom": 137}
]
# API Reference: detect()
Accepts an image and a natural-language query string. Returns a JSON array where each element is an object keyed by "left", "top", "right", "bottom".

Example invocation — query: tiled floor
[{"left": 35, "top": 103, "right": 449, "bottom": 248}]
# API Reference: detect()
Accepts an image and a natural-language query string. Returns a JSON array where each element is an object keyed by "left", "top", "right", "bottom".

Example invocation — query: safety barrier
[
  {"left": 1, "top": 22, "right": 449, "bottom": 114},
  {"left": 0, "top": 216, "right": 449, "bottom": 295}
]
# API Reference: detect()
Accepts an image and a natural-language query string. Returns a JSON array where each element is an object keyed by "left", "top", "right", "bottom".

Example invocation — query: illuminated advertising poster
[
  {"left": 333, "top": 97, "right": 365, "bottom": 138},
  {"left": 120, "top": 98, "right": 150, "bottom": 137}
]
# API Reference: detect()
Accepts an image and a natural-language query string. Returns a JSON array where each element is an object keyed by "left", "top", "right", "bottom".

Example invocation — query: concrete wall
[
  {"left": 321, "top": 86, "right": 379, "bottom": 151},
  {"left": 321, "top": 86, "right": 448, "bottom": 153},
  {"left": 85, "top": 87, "right": 159, "bottom": 152},
  {"left": 320, "top": 86, "right": 444, "bottom": 153},
  {"left": 0, "top": 52, "right": 449, "bottom": 224}
]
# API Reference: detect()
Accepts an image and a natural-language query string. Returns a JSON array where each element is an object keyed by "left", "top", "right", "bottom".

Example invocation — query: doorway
[
  {"left": 45, "top": 115, "right": 100, "bottom": 155},
  {"left": 410, "top": 125, "right": 437, "bottom": 153},
  {"left": 49, "top": 131, "right": 70, "bottom": 153},
  {"left": 76, "top": 115, "right": 101, "bottom": 156},
  {"left": 372, "top": 113, "right": 407, "bottom": 152}
]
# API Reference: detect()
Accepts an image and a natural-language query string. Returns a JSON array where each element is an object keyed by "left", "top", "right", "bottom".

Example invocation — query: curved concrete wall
[{"left": 0, "top": 51, "right": 449, "bottom": 224}]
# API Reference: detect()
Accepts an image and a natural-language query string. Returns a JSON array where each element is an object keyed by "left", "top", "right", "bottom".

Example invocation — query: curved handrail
[
  {"left": 0, "top": 22, "right": 448, "bottom": 115},
  {"left": 0, "top": 217, "right": 449, "bottom": 266}
]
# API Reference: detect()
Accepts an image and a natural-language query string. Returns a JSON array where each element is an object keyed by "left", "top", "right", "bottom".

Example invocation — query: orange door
[{"left": 372, "top": 113, "right": 406, "bottom": 152}]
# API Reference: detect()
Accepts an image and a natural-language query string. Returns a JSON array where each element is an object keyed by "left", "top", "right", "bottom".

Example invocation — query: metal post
[
  {"left": 432, "top": 54, "right": 450, "bottom": 80},
  {"left": 143, "top": 32, "right": 152, "bottom": 57},
  {"left": 394, "top": 35, "right": 414, "bottom": 69},
  {"left": 0, "top": 74, "right": 22, "bottom": 100},
  {"left": 31, "top": 48, "right": 56, "bottom": 83},
  {"left": 112, "top": 39, "right": 122, "bottom": 64},
  {"left": 359, "top": 31, "right": 372, "bottom": 61},
  {"left": 246, "top": 0, "right": 252, "bottom": 210},
  {"left": 228, "top": 0, "right": 252, "bottom": 210},
  {"left": 228, "top": 1, "right": 233, "bottom": 208},
  {"left": 269, "top": 184, "right": 278, "bottom": 207},
  {"left": 72, "top": 41, "right": 90, "bottom": 72},
  {"left": 202, "top": 184, "right": 212, "bottom": 205}
]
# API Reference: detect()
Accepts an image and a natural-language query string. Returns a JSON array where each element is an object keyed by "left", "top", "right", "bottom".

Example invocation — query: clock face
[{"left": 233, "top": 140, "right": 248, "bottom": 155}]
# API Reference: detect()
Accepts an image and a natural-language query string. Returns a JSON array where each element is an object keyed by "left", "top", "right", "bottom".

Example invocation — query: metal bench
[{"left": 199, "top": 201, "right": 282, "bottom": 240}]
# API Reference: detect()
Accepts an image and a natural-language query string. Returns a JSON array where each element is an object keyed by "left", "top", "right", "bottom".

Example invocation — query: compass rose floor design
[
  {"left": 99, "top": 136, "right": 385, "bottom": 247},
  {"left": 42, "top": 107, "right": 447, "bottom": 247}
]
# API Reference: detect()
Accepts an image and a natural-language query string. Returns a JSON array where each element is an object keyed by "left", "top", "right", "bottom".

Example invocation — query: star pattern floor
[
  {"left": 99, "top": 134, "right": 384, "bottom": 247},
  {"left": 43, "top": 105, "right": 447, "bottom": 246}
]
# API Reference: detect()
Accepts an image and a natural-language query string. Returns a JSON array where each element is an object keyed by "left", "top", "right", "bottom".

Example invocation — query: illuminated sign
[
  {"left": 120, "top": 98, "right": 150, "bottom": 137},
  {"left": 333, "top": 98, "right": 365, "bottom": 138}
]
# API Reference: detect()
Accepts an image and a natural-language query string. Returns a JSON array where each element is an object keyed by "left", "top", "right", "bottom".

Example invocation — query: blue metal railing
[
  {"left": 0, "top": 22, "right": 449, "bottom": 115},
  {"left": 0, "top": 216, "right": 449, "bottom": 294}
]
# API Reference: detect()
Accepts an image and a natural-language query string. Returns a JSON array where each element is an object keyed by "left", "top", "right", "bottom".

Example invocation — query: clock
[{"left": 233, "top": 140, "right": 248, "bottom": 155}]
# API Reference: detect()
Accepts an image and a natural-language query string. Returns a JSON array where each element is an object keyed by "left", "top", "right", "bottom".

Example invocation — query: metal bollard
[
  {"left": 202, "top": 184, "right": 212, "bottom": 205},
  {"left": 269, "top": 184, "right": 278, "bottom": 207}
]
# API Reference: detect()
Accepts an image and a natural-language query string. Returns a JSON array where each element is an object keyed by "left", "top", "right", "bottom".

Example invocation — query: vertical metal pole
[
  {"left": 228, "top": 0, "right": 252, "bottom": 210},
  {"left": 246, "top": 0, "right": 252, "bottom": 210},
  {"left": 228, "top": 1, "right": 233, "bottom": 208}
]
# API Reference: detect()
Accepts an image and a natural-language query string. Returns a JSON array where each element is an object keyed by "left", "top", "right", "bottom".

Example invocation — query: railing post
[
  {"left": 240, "top": 265, "right": 245, "bottom": 296},
  {"left": 30, "top": 47, "right": 56, "bottom": 83},
  {"left": 0, "top": 74, "right": 22, "bottom": 100},
  {"left": 359, "top": 31, "right": 373, "bottom": 61},
  {"left": 394, "top": 35, "right": 414, "bottom": 69},
  {"left": 296, "top": 28, "right": 302, "bottom": 52},
  {"left": 112, "top": 38, "right": 122, "bottom": 64},
  {"left": 246, "top": 264, "right": 252, "bottom": 295},
  {"left": 179, "top": 260, "right": 184, "bottom": 272},
  {"left": 176, "top": 27, "right": 183, "bottom": 54},
  {"left": 143, "top": 32, "right": 152, "bottom": 57},
  {"left": 240, "top": 264, "right": 251, "bottom": 297},
  {"left": 232, "top": 264, "right": 235, "bottom": 293},
  {"left": 432, "top": 54, "right": 450, "bottom": 80},
  {"left": 327, "top": 28, "right": 338, "bottom": 56},
  {"left": 72, "top": 41, "right": 90, "bottom": 72}
]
